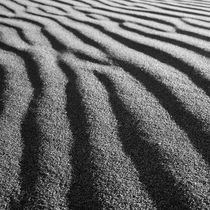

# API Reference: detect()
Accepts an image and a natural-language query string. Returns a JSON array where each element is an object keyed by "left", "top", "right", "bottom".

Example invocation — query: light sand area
[{"left": 0, "top": 0, "right": 209, "bottom": 209}]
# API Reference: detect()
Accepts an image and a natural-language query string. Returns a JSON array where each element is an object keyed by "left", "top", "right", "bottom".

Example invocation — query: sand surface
[{"left": 0, "top": 0, "right": 210, "bottom": 209}]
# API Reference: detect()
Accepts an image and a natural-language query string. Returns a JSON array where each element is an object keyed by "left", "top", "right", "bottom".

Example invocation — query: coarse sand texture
[{"left": 0, "top": 0, "right": 209, "bottom": 209}]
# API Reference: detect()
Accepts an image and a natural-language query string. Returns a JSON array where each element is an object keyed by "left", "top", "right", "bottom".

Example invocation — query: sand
[{"left": 0, "top": 0, "right": 209, "bottom": 209}]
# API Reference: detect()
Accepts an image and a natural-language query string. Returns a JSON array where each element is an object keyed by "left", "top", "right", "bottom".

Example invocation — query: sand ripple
[{"left": 0, "top": 0, "right": 209, "bottom": 209}]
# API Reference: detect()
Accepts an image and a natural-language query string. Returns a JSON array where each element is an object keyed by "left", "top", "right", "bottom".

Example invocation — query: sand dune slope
[{"left": 0, "top": 0, "right": 209, "bottom": 209}]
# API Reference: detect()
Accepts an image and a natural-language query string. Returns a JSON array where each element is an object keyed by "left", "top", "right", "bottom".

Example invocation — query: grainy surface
[{"left": 0, "top": 0, "right": 209, "bottom": 209}]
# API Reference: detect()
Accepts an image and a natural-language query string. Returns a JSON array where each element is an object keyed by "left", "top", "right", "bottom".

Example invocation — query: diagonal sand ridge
[{"left": 0, "top": 0, "right": 209, "bottom": 209}]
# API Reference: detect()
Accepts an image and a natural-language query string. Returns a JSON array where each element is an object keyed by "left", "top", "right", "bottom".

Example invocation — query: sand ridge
[{"left": 0, "top": 0, "right": 209, "bottom": 209}]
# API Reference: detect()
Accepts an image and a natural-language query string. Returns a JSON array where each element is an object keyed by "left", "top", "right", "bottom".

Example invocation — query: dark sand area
[{"left": 0, "top": 0, "right": 209, "bottom": 209}]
